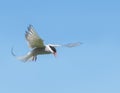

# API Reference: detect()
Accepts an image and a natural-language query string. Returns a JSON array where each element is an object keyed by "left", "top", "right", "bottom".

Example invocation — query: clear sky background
[{"left": 0, "top": 0, "right": 120, "bottom": 93}]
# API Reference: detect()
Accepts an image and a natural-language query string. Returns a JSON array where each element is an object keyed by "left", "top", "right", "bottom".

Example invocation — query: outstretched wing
[
  {"left": 63, "top": 42, "right": 81, "bottom": 47},
  {"left": 48, "top": 42, "right": 82, "bottom": 48},
  {"left": 25, "top": 25, "right": 44, "bottom": 48}
]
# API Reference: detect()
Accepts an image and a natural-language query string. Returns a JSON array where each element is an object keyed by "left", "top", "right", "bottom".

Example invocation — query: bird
[{"left": 11, "top": 25, "right": 81, "bottom": 62}]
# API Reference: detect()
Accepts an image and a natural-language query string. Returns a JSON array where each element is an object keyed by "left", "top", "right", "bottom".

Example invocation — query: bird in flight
[{"left": 12, "top": 25, "right": 81, "bottom": 62}]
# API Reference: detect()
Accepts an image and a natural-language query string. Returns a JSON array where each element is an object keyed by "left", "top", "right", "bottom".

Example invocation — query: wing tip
[
  {"left": 63, "top": 42, "right": 82, "bottom": 47},
  {"left": 28, "top": 24, "right": 33, "bottom": 30}
]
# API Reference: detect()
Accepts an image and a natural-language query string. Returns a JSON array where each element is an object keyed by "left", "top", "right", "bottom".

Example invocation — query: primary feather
[{"left": 25, "top": 25, "right": 44, "bottom": 48}]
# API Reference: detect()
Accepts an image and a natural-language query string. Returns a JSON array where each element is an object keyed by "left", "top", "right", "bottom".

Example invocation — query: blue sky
[{"left": 0, "top": 0, "right": 120, "bottom": 93}]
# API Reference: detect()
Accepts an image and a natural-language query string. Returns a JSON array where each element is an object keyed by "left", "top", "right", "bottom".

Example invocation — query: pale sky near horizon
[{"left": 0, "top": 0, "right": 120, "bottom": 93}]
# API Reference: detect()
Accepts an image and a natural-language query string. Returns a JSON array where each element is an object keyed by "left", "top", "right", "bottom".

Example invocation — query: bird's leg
[
  {"left": 34, "top": 56, "right": 37, "bottom": 61},
  {"left": 32, "top": 56, "right": 37, "bottom": 61}
]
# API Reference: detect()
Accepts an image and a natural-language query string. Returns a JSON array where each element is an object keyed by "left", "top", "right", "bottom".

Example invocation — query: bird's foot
[{"left": 32, "top": 56, "right": 37, "bottom": 61}]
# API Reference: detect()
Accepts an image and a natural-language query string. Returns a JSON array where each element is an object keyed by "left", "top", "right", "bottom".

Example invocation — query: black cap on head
[{"left": 49, "top": 46, "right": 56, "bottom": 53}]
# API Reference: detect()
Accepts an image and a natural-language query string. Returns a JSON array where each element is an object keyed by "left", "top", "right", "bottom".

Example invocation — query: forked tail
[{"left": 11, "top": 48, "right": 37, "bottom": 62}]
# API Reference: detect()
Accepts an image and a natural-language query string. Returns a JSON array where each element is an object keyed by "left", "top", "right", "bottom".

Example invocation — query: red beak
[{"left": 53, "top": 52, "right": 57, "bottom": 57}]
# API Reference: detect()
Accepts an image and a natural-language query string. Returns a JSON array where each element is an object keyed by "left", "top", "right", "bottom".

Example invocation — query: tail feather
[
  {"left": 17, "top": 52, "right": 33, "bottom": 62},
  {"left": 11, "top": 48, "right": 37, "bottom": 62}
]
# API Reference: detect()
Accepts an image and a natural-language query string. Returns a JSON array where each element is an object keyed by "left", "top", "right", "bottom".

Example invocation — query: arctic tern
[{"left": 11, "top": 25, "right": 81, "bottom": 62}]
